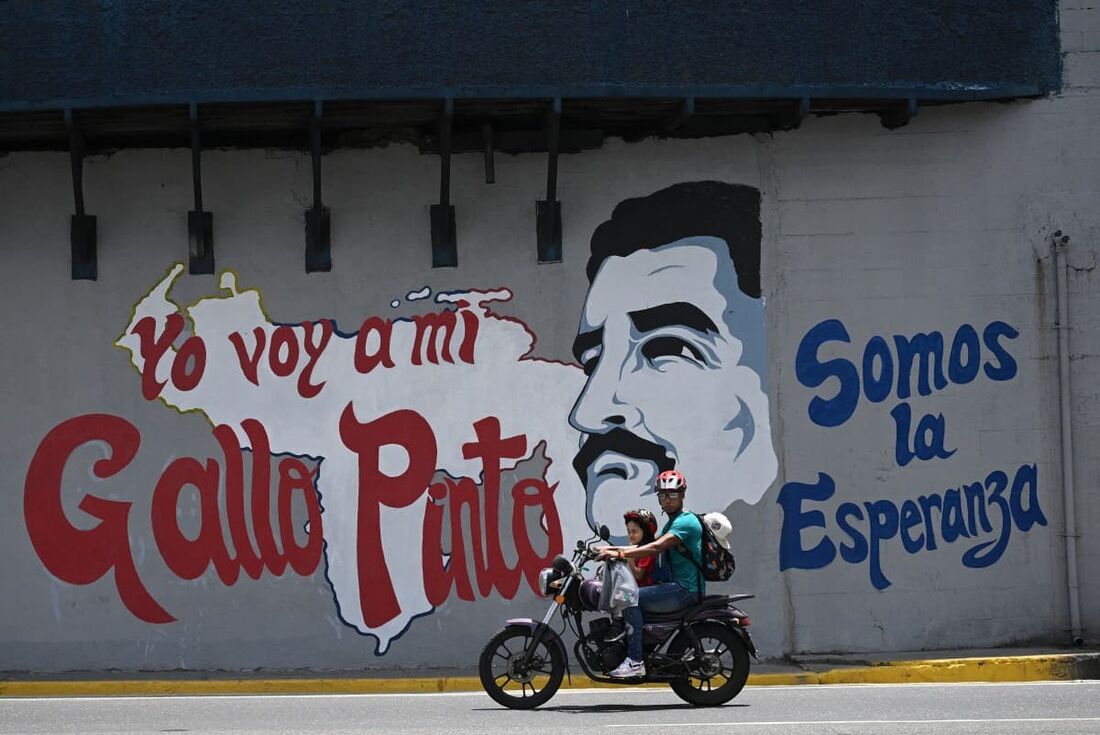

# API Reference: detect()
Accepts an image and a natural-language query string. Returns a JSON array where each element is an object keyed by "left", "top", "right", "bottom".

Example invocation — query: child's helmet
[
  {"left": 623, "top": 508, "right": 658, "bottom": 538},
  {"left": 656, "top": 469, "right": 687, "bottom": 494}
]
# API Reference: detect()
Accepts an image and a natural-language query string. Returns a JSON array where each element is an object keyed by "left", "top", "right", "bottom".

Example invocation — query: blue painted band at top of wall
[{"left": 0, "top": 1, "right": 1061, "bottom": 113}]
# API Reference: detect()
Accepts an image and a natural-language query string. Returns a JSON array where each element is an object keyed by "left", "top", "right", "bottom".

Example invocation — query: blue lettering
[
  {"left": 899, "top": 500, "right": 924, "bottom": 553},
  {"left": 777, "top": 473, "right": 837, "bottom": 570},
  {"left": 941, "top": 489, "right": 970, "bottom": 543},
  {"left": 1010, "top": 463, "right": 1046, "bottom": 531},
  {"left": 917, "top": 494, "right": 942, "bottom": 551},
  {"left": 948, "top": 324, "right": 981, "bottom": 384},
  {"left": 961, "top": 470, "right": 1011, "bottom": 568},
  {"left": 862, "top": 336, "right": 894, "bottom": 403},
  {"left": 893, "top": 331, "right": 948, "bottom": 399},
  {"left": 779, "top": 463, "right": 1044, "bottom": 589},
  {"left": 795, "top": 319, "right": 860, "bottom": 427},
  {"left": 914, "top": 412, "right": 956, "bottom": 462},
  {"left": 982, "top": 321, "right": 1019, "bottom": 381},
  {"left": 963, "top": 481, "right": 993, "bottom": 535},
  {"left": 863, "top": 499, "right": 899, "bottom": 590},
  {"left": 891, "top": 402, "right": 916, "bottom": 467},
  {"left": 836, "top": 502, "right": 868, "bottom": 563}
]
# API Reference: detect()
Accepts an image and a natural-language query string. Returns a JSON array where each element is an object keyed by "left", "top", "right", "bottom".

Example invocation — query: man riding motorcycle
[{"left": 596, "top": 469, "right": 704, "bottom": 678}]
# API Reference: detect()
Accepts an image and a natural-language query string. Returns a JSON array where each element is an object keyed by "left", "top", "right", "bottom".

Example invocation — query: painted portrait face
[{"left": 570, "top": 236, "right": 777, "bottom": 538}]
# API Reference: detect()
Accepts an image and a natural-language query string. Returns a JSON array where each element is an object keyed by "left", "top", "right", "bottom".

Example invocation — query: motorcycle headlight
[{"left": 538, "top": 568, "right": 559, "bottom": 597}]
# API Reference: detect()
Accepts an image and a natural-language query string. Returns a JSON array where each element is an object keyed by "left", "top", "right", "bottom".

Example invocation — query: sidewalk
[{"left": 2, "top": 646, "right": 1097, "bottom": 697}]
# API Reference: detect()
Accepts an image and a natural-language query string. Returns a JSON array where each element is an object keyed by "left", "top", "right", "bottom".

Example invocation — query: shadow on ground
[{"left": 473, "top": 702, "right": 750, "bottom": 714}]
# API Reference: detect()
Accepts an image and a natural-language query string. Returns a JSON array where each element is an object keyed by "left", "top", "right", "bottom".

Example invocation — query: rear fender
[
  {"left": 504, "top": 618, "right": 571, "bottom": 684},
  {"left": 674, "top": 618, "right": 758, "bottom": 660}
]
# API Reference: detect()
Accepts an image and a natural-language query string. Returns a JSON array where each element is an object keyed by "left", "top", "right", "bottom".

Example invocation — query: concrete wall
[{"left": 1, "top": 4, "right": 1098, "bottom": 677}]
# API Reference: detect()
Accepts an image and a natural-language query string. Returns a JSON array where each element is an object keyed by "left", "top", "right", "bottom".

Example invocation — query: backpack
[{"left": 676, "top": 512, "right": 736, "bottom": 582}]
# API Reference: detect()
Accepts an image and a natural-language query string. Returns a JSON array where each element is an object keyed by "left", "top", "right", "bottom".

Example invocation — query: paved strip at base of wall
[{"left": 2, "top": 653, "right": 1098, "bottom": 697}]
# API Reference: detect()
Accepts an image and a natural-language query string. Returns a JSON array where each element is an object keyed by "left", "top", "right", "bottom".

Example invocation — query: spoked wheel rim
[
  {"left": 668, "top": 622, "right": 750, "bottom": 706},
  {"left": 483, "top": 631, "right": 559, "bottom": 705},
  {"left": 685, "top": 634, "right": 739, "bottom": 693}
]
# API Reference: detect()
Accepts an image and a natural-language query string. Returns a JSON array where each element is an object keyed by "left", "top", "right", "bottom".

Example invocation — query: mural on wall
[
  {"left": 778, "top": 319, "right": 1048, "bottom": 589},
  {"left": 22, "top": 181, "right": 777, "bottom": 653}
]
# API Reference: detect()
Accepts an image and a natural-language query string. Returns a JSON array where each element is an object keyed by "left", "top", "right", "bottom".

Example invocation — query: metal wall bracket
[
  {"left": 536, "top": 97, "right": 562, "bottom": 263},
  {"left": 188, "top": 103, "right": 214, "bottom": 274},
  {"left": 305, "top": 100, "right": 331, "bottom": 272},
  {"left": 880, "top": 98, "right": 918, "bottom": 129},
  {"left": 774, "top": 96, "right": 810, "bottom": 130},
  {"left": 665, "top": 97, "right": 695, "bottom": 132},
  {"left": 65, "top": 109, "right": 96, "bottom": 280},
  {"left": 482, "top": 123, "right": 495, "bottom": 184},
  {"left": 431, "top": 98, "right": 457, "bottom": 267}
]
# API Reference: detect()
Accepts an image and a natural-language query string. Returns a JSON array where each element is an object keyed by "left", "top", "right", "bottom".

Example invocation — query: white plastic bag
[{"left": 598, "top": 560, "right": 639, "bottom": 613}]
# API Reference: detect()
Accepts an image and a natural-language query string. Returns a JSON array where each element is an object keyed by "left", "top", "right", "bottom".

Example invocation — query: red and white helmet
[
  {"left": 656, "top": 469, "right": 687, "bottom": 494},
  {"left": 623, "top": 508, "right": 658, "bottom": 538}
]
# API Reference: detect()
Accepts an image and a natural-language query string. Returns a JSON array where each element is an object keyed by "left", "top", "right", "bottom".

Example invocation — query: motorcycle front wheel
[
  {"left": 667, "top": 621, "right": 751, "bottom": 706},
  {"left": 478, "top": 625, "right": 565, "bottom": 709}
]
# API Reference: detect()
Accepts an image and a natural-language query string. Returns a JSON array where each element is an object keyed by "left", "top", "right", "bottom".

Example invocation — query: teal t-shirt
[{"left": 661, "top": 511, "right": 705, "bottom": 594}]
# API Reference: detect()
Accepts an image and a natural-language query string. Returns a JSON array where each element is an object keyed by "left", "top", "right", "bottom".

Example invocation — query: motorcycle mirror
[{"left": 597, "top": 524, "right": 611, "bottom": 541}]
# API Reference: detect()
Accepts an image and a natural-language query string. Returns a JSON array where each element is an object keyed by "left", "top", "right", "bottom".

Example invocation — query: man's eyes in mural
[
  {"left": 640, "top": 335, "right": 707, "bottom": 369},
  {"left": 580, "top": 348, "right": 601, "bottom": 377}
]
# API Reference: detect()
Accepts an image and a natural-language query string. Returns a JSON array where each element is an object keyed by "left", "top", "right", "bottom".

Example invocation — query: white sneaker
[{"left": 609, "top": 657, "right": 646, "bottom": 678}]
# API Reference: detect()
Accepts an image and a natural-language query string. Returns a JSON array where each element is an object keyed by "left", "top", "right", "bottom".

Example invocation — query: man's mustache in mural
[
  {"left": 572, "top": 427, "right": 674, "bottom": 485},
  {"left": 573, "top": 427, "right": 675, "bottom": 530}
]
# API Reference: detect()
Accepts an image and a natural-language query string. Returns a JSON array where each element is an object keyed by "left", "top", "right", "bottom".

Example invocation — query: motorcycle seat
[{"left": 642, "top": 593, "right": 754, "bottom": 623}]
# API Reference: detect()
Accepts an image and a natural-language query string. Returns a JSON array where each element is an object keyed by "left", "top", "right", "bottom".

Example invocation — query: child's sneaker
[{"left": 609, "top": 657, "right": 646, "bottom": 678}]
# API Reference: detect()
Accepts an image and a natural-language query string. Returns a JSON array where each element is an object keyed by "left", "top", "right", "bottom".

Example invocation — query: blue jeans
[{"left": 623, "top": 583, "right": 700, "bottom": 661}]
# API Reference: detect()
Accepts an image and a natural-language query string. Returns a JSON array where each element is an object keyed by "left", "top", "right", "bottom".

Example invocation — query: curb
[{"left": 2, "top": 653, "right": 1097, "bottom": 697}]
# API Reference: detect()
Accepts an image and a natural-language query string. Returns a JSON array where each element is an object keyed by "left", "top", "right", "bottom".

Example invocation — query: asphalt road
[{"left": 2, "top": 681, "right": 1098, "bottom": 735}]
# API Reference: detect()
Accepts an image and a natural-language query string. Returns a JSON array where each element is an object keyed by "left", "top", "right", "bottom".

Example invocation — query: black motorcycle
[{"left": 478, "top": 525, "right": 757, "bottom": 709}]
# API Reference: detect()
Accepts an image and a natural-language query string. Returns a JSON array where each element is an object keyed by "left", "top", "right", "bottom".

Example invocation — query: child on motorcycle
[{"left": 622, "top": 509, "right": 660, "bottom": 587}]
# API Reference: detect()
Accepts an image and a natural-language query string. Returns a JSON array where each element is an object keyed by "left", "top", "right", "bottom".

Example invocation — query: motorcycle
[{"left": 478, "top": 525, "right": 757, "bottom": 709}]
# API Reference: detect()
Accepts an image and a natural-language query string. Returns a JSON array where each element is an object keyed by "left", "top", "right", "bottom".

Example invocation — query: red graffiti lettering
[
  {"left": 26, "top": 409, "right": 561, "bottom": 630},
  {"left": 340, "top": 405, "right": 437, "bottom": 628},
  {"left": 130, "top": 314, "right": 185, "bottom": 400},
  {"left": 170, "top": 335, "right": 207, "bottom": 391},
  {"left": 278, "top": 457, "right": 325, "bottom": 575},
  {"left": 298, "top": 319, "right": 333, "bottom": 398},
  {"left": 411, "top": 310, "right": 478, "bottom": 366},
  {"left": 214, "top": 424, "right": 265, "bottom": 580},
  {"left": 511, "top": 475, "right": 563, "bottom": 589},
  {"left": 461, "top": 417, "right": 527, "bottom": 598},
  {"left": 459, "top": 310, "right": 479, "bottom": 363},
  {"left": 24, "top": 414, "right": 174, "bottom": 623},
  {"left": 151, "top": 456, "right": 234, "bottom": 582},
  {"left": 228, "top": 327, "right": 266, "bottom": 386},
  {"left": 354, "top": 317, "right": 395, "bottom": 373},
  {"left": 421, "top": 423, "right": 563, "bottom": 611},
  {"left": 422, "top": 479, "right": 478, "bottom": 606},
  {"left": 26, "top": 414, "right": 325, "bottom": 625},
  {"left": 269, "top": 325, "right": 299, "bottom": 378}
]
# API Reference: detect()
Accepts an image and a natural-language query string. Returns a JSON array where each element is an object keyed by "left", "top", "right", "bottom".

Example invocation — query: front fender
[{"left": 504, "top": 619, "right": 571, "bottom": 683}]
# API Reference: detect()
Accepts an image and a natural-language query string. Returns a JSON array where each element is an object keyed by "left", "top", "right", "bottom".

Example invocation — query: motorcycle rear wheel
[
  {"left": 478, "top": 625, "right": 565, "bottom": 709},
  {"left": 667, "top": 622, "right": 751, "bottom": 706}
]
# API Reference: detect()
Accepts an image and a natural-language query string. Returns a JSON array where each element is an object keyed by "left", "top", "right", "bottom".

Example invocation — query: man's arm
[{"left": 597, "top": 532, "right": 681, "bottom": 561}]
